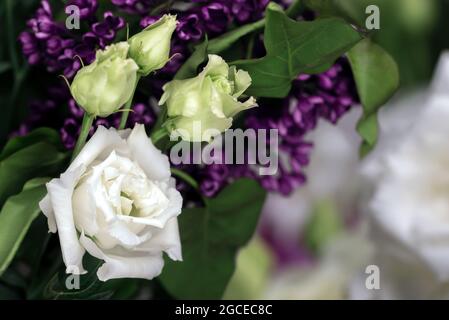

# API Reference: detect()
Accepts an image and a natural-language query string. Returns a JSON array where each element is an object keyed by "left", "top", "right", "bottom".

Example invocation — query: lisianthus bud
[
  {"left": 128, "top": 14, "right": 177, "bottom": 75},
  {"left": 70, "top": 42, "right": 139, "bottom": 117},
  {"left": 159, "top": 54, "right": 257, "bottom": 142}
]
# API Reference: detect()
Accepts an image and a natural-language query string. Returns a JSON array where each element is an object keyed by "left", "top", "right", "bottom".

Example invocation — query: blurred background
[
  {"left": 2, "top": 0, "right": 449, "bottom": 299},
  {"left": 223, "top": 0, "right": 449, "bottom": 300}
]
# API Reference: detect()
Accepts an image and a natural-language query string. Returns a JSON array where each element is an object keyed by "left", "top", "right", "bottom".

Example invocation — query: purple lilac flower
[
  {"left": 111, "top": 0, "right": 156, "bottom": 15},
  {"left": 67, "top": 0, "right": 98, "bottom": 20},
  {"left": 222, "top": 0, "right": 270, "bottom": 23},
  {"left": 196, "top": 60, "right": 358, "bottom": 197},
  {"left": 19, "top": 1, "right": 124, "bottom": 78},
  {"left": 60, "top": 102, "right": 155, "bottom": 149}
]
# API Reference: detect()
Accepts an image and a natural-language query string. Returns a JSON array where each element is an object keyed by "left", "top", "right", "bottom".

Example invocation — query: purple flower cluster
[
  {"left": 61, "top": 101, "right": 156, "bottom": 149},
  {"left": 19, "top": 0, "right": 124, "bottom": 78},
  {"left": 111, "top": 0, "right": 156, "bottom": 15},
  {"left": 196, "top": 60, "right": 358, "bottom": 197}
]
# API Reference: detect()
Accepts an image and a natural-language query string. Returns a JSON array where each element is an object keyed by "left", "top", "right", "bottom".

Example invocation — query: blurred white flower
[
  {"left": 262, "top": 107, "right": 362, "bottom": 245},
  {"left": 264, "top": 231, "right": 373, "bottom": 300},
  {"left": 362, "top": 52, "right": 449, "bottom": 292}
]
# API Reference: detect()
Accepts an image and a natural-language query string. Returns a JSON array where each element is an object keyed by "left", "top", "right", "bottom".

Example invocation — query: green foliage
[
  {"left": 231, "top": 3, "right": 363, "bottom": 97},
  {"left": 347, "top": 39, "right": 399, "bottom": 155},
  {"left": 43, "top": 255, "right": 140, "bottom": 300},
  {"left": 0, "top": 178, "right": 49, "bottom": 276},
  {"left": 174, "top": 40, "right": 209, "bottom": 80},
  {"left": 304, "top": 199, "right": 343, "bottom": 253},
  {"left": 160, "top": 179, "right": 266, "bottom": 299},
  {"left": 0, "top": 129, "right": 68, "bottom": 206},
  {"left": 0, "top": 128, "right": 67, "bottom": 278}
]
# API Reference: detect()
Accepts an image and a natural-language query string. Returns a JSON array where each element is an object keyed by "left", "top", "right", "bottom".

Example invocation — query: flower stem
[
  {"left": 170, "top": 168, "right": 199, "bottom": 191},
  {"left": 150, "top": 126, "right": 168, "bottom": 145},
  {"left": 286, "top": 0, "right": 303, "bottom": 18},
  {"left": 118, "top": 74, "right": 141, "bottom": 130},
  {"left": 71, "top": 113, "right": 94, "bottom": 162}
]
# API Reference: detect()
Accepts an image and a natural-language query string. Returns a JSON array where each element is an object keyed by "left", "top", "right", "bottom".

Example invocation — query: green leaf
[
  {"left": 174, "top": 40, "right": 208, "bottom": 80},
  {"left": 0, "top": 128, "right": 63, "bottom": 161},
  {"left": 207, "top": 19, "right": 265, "bottom": 55},
  {"left": 231, "top": 3, "right": 363, "bottom": 98},
  {"left": 347, "top": 39, "right": 399, "bottom": 155},
  {"left": 304, "top": 199, "right": 343, "bottom": 253},
  {"left": 160, "top": 179, "right": 266, "bottom": 299},
  {"left": 43, "top": 254, "right": 140, "bottom": 300},
  {"left": 0, "top": 178, "right": 49, "bottom": 276},
  {"left": 0, "top": 140, "right": 67, "bottom": 206},
  {"left": 0, "top": 61, "right": 11, "bottom": 74}
]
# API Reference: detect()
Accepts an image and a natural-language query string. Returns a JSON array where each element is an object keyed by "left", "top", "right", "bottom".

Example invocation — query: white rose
[
  {"left": 39, "top": 124, "right": 183, "bottom": 281},
  {"left": 362, "top": 51, "right": 449, "bottom": 281}
]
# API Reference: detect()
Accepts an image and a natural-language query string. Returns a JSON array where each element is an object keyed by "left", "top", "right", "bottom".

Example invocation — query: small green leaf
[
  {"left": 160, "top": 179, "right": 266, "bottom": 299},
  {"left": 0, "top": 61, "right": 11, "bottom": 74},
  {"left": 231, "top": 4, "right": 363, "bottom": 97},
  {"left": 304, "top": 199, "right": 343, "bottom": 253},
  {"left": 0, "top": 178, "right": 49, "bottom": 276},
  {"left": 347, "top": 38, "right": 399, "bottom": 155},
  {"left": 174, "top": 40, "right": 208, "bottom": 80}
]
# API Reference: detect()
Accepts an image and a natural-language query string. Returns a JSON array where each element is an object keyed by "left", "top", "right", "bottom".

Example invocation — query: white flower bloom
[
  {"left": 39, "top": 124, "right": 183, "bottom": 281},
  {"left": 264, "top": 232, "right": 373, "bottom": 300},
  {"left": 362, "top": 52, "right": 449, "bottom": 282},
  {"left": 262, "top": 107, "right": 362, "bottom": 245}
]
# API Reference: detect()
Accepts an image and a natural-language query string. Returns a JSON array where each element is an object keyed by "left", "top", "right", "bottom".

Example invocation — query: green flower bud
[
  {"left": 70, "top": 42, "right": 139, "bottom": 117},
  {"left": 159, "top": 54, "right": 257, "bottom": 142},
  {"left": 128, "top": 14, "right": 178, "bottom": 76}
]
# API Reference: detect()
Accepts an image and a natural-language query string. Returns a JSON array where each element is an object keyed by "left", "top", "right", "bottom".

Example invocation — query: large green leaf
[
  {"left": 347, "top": 39, "right": 399, "bottom": 155},
  {"left": 0, "top": 178, "right": 49, "bottom": 276},
  {"left": 160, "top": 179, "right": 266, "bottom": 299},
  {"left": 0, "top": 127, "right": 63, "bottom": 161},
  {"left": 0, "top": 139, "right": 67, "bottom": 206},
  {"left": 42, "top": 254, "right": 140, "bottom": 300},
  {"left": 231, "top": 3, "right": 363, "bottom": 98}
]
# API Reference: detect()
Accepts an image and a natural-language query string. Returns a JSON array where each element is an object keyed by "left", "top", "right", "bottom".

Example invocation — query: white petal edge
[
  {"left": 80, "top": 232, "right": 164, "bottom": 281},
  {"left": 45, "top": 166, "right": 86, "bottom": 274},
  {"left": 127, "top": 124, "right": 171, "bottom": 181}
]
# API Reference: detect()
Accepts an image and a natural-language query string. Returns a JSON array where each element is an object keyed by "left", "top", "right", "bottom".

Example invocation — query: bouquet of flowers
[{"left": 0, "top": 0, "right": 399, "bottom": 299}]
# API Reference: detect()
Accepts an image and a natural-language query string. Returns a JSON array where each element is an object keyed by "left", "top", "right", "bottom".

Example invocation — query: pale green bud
[
  {"left": 128, "top": 14, "right": 178, "bottom": 76},
  {"left": 159, "top": 54, "right": 257, "bottom": 142},
  {"left": 70, "top": 42, "right": 139, "bottom": 117}
]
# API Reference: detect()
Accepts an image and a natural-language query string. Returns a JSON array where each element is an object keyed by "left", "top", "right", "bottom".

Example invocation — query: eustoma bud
[
  {"left": 70, "top": 42, "right": 139, "bottom": 117},
  {"left": 159, "top": 54, "right": 257, "bottom": 142},
  {"left": 128, "top": 14, "right": 178, "bottom": 75}
]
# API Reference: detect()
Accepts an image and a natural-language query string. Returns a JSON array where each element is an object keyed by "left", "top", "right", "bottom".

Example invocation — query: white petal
[
  {"left": 46, "top": 167, "right": 86, "bottom": 274},
  {"left": 116, "top": 186, "right": 183, "bottom": 228},
  {"left": 136, "top": 217, "right": 182, "bottom": 261},
  {"left": 127, "top": 124, "right": 171, "bottom": 181},
  {"left": 72, "top": 180, "right": 98, "bottom": 236},
  {"left": 69, "top": 126, "right": 128, "bottom": 172},
  {"left": 80, "top": 232, "right": 164, "bottom": 281},
  {"left": 431, "top": 51, "right": 449, "bottom": 98},
  {"left": 39, "top": 194, "right": 57, "bottom": 233}
]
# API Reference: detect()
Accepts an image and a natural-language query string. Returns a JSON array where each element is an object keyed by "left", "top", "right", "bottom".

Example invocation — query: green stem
[
  {"left": 286, "top": 0, "right": 303, "bottom": 18},
  {"left": 118, "top": 74, "right": 141, "bottom": 130},
  {"left": 204, "top": 0, "right": 302, "bottom": 55},
  {"left": 170, "top": 168, "right": 199, "bottom": 191},
  {"left": 207, "top": 19, "right": 265, "bottom": 54},
  {"left": 150, "top": 126, "right": 168, "bottom": 145},
  {"left": 71, "top": 113, "right": 94, "bottom": 162},
  {"left": 6, "top": 0, "right": 18, "bottom": 75}
]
